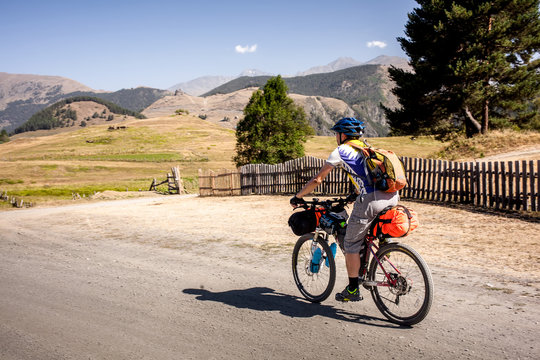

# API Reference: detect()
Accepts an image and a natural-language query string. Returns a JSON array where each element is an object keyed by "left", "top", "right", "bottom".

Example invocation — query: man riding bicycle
[{"left": 290, "top": 117, "right": 399, "bottom": 302}]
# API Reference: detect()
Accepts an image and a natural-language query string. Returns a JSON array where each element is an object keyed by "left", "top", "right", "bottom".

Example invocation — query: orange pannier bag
[{"left": 372, "top": 205, "right": 419, "bottom": 238}]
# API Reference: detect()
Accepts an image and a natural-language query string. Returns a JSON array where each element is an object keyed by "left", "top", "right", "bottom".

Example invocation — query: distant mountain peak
[
  {"left": 296, "top": 57, "right": 363, "bottom": 77},
  {"left": 296, "top": 55, "right": 409, "bottom": 77},
  {"left": 238, "top": 69, "right": 273, "bottom": 77},
  {"left": 364, "top": 55, "right": 410, "bottom": 68},
  {"left": 168, "top": 69, "right": 274, "bottom": 96}
]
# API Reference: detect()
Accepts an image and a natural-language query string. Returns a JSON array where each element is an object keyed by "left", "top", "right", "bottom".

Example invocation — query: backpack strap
[{"left": 345, "top": 140, "right": 372, "bottom": 158}]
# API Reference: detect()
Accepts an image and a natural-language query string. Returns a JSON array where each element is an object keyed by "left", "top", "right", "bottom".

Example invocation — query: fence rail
[{"left": 198, "top": 156, "right": 540, "bottom": 212}]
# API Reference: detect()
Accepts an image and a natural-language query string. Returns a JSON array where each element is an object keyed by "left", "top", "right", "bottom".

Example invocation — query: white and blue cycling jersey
[{"left": 326, "top": 141, "right": 375, "bottom": 194}]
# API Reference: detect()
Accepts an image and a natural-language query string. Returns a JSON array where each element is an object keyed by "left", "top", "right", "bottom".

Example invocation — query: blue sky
[{"left": 1, "top": 0, "right": 418, "bottom": 91}]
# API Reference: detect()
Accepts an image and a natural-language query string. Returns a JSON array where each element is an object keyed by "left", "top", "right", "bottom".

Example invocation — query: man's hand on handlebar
[
  {"left": 345, "top": 192, "right": 359, "bottom": 204},
  {"left": 290, "top": 195, "right": 306, "bottom": 208}
]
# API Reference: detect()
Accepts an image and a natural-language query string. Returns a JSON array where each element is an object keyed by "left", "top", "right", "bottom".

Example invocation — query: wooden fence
[
  {"left": 149, "top": 166, "right": 185, "bottom": 194},
  {"left": 239, "top": 157, "right": 355, "bottom": 196},
  {"left": 400, "top": 157, "right": 539, "bottom": 212},
  {"left": 198, "top": 169, "right": 242, "bottom": 196},
  {"left": 198, "top": 156, "right": 540, "bottom": 212}
]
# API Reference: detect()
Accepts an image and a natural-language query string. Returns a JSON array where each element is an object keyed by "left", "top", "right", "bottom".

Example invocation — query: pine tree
[
  {"left": 0, "top": 129, "right": 9, "bottom": 144},
  {"left": 385, "top": 0, "right": 540, "bottom": 137},
  {"left": 233, "top": 76, "right": 313, "bottom": 166}
]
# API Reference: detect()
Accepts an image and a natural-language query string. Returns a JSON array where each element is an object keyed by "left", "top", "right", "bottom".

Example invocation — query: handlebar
[{"left": 296, "top": 197, "right": 349, "bottom": 213}]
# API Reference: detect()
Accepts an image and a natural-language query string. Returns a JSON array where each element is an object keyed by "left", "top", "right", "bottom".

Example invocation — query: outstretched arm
[{"left": 294, "top": 163, "right": 334, "bottom": 199}]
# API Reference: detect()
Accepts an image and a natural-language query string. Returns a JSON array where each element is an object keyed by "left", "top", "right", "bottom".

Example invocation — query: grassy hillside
[{"left": 14, "top": 97, "right": 146, "bottom": 134}]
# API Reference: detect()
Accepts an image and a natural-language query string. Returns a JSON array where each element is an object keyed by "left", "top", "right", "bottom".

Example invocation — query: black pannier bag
[{"left": 288, "top": 209, "right": 317, "bottom": 236}]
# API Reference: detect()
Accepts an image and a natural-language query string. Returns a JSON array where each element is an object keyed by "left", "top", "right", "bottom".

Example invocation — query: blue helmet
[{"left": 330, "top": 117, "right": 365, "bottom": 136}]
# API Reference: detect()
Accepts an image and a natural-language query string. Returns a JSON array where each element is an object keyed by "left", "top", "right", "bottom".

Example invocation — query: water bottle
[
  {"left": 325, "top": 242, "right": 337, "bottom": 267},
  {"left": 310, "top": 248, "right": 322, "bottom": 273}
]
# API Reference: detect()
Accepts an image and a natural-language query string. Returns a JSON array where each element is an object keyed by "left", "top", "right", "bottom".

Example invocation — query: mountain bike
[{"left": 291, "top": 197, "right": 433, "bottom": 326}]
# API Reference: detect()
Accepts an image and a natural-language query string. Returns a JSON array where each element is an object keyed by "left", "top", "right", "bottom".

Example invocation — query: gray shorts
[{"left": 343, "top": 190, "right": 399, "bottom": 253}]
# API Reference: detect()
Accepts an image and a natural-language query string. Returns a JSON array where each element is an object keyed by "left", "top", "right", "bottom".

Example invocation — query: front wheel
[
  {"left": 292, "top": 233, "right": 336, "bottom": 303},
  {"left": 367, "top": 242, "right": 433, "bottom": 326}
]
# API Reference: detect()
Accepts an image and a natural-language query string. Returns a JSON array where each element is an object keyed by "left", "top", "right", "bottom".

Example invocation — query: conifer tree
[
  {"left": 385, "top": 0, "right": 540, "bottom": 137},
  {"left": 0, "top": 129, "right": 9, "bottom": 143},
  {"left": 233, "top": 76, "right": 313, "bottom": 166}
]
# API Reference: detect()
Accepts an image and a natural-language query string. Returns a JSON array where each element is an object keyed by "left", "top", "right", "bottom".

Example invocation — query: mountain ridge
[
  {"left": 201, "top": 64, "right": 398, "bottom": 136},
  {"left": 167, "top": 55, "right": 409, "bottom": 96},
  {"left": 0, "top": 72, "right": 96, "bottom": 112}
]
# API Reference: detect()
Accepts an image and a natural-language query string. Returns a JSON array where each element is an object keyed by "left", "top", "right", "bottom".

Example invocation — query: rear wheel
[
  {"left": 367, "top": 242, "right": 433, "bottom": 325},
  {"left": 292, "top": 233, "right": 336, "bottom": 303}
]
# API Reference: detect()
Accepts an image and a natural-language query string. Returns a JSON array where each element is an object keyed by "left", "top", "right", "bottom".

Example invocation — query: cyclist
[{"left": 290, "top": 117, "right": 399, "bottom": 302}]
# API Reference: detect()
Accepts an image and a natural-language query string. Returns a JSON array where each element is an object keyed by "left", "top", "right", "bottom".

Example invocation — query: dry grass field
[
  {"left": 1, "top": 113, "right": 539, "bottom": 206},
  {"left": 0, "top": 114, "right": 446, "bottom": 204}
]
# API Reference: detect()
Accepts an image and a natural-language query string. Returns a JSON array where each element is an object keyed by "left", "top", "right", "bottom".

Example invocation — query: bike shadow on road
[{"left": 183, "top": 286, "right": 405, "bottom": 328}]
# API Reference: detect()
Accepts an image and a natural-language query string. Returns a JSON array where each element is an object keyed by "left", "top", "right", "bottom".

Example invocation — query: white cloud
[
  {"left": 367, "top": 41, "right": 387, "bottom": 49},
  {"left": 235, "top": 44, "right": 257, "bottom": 54}
]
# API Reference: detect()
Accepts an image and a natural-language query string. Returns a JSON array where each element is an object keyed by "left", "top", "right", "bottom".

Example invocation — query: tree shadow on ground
[{"left": 183, "top": 286, "right": 405, "bottom": 328}]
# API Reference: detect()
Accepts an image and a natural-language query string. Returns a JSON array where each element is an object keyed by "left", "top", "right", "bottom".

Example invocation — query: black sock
[{"left": 348, "top": 277, "right": 359, "bottom": 291}]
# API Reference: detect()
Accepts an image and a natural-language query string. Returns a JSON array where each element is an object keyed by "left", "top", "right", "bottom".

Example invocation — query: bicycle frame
[{"left": 348, "top": 234, "right": 402, "bottom": 289}]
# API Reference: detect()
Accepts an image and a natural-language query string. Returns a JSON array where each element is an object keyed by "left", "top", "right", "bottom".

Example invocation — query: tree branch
[{"left": 464, "top": 106, "right": 482, "bottom": 133}]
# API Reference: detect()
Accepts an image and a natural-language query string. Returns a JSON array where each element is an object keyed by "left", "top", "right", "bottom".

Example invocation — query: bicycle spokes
[{"left": 368, "top": 243, "right": 433, "bottom": 326}]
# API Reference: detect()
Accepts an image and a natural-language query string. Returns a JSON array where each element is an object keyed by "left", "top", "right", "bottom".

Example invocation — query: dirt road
[{"left": 1, "top": 195, "right": 539, "bottom": 359}]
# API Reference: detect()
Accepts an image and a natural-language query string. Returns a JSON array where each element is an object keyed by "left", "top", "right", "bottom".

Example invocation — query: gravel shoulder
[{"left": 0, "top": 194, "right": 539, "bottom": 359}]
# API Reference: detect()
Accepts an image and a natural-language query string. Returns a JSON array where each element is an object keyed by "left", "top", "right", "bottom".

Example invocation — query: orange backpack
[
  {"left": 347, "top": 141, "right": 408, "bottom": 193},
  {"left": 371, "top": 205, "right": 419, "bottom": 238}
]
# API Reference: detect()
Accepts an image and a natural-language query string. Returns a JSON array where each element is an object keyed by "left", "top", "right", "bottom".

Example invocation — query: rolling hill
[
  {"left": 142, "top": 88, "right": 356, "bottom": 136},
  {"left": 13, "top": 97, "right": 146, "bottom": 134},
  {"left": 0, "top": 73, "right": 170, "bottom": 133}
]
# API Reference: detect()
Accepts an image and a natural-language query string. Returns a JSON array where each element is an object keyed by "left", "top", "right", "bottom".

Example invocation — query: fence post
[
  {"left": 530, "top": 160, "right": 536, "bottom": 211},
  {"left": 515, "top": 161, "right": 521, "bottom": 211},
  {"left": 481, "top": 162, "right": 487, "bottom": 207},
  {"left": 521, "top": 160, "right": 528, "bottom": 211},
  {"left": 508, "top": 161, "right": 515, "bottom": 210},
  {"left": 494, "top": 162, "right": 500, "bottom": 209},
  {"left": 474, "top": 162, "right": 480, "bottom": 206},
  {"left": 536, "top": 160, "right": 540, "bottom": 212},
  {"left": 435, "top": 160, "right": 442, "bottom": 202},
  {"left": 501, "top": 162, "right": 507, "bottom": 209},
  {"left": 459, "top": 162, "right": 465, "bottom": 204}
]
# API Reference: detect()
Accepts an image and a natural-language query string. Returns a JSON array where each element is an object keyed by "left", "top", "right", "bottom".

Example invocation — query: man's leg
[
  {"left": 335, "top": 252, "right": 363, "bottom": 302},
  {"left": 345, "top": 252, "right": 361, "bottom": 278},
  {"left": 335, "top": 194, "right": 372, "bottom": 302}
]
